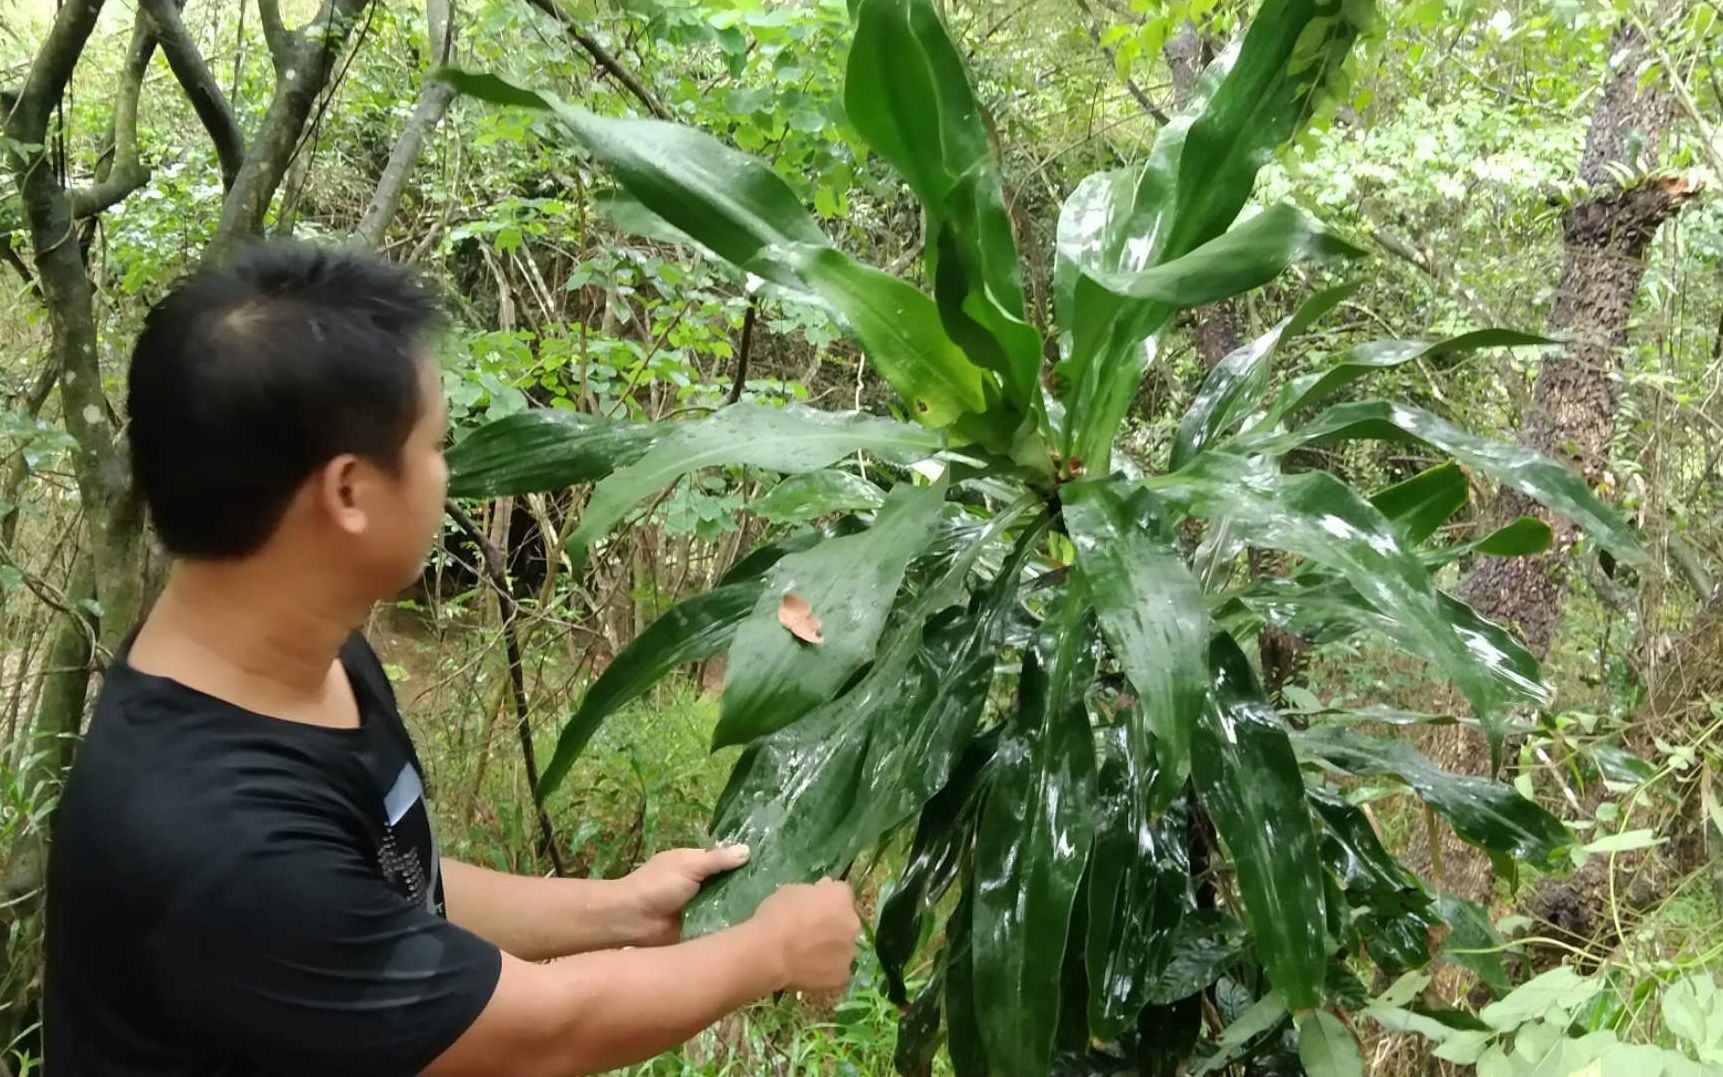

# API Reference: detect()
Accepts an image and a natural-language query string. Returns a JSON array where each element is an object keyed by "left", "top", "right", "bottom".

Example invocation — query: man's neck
[{"left": 131, "top": 559, "right": 367, "bottom": 702}]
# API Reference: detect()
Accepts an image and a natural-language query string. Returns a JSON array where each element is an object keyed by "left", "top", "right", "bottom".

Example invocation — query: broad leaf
[
  {"left": 1147, "top": 911, "right": 1246, "bottom": 1005},
  {"left": 946, "top": 880, "right": 989, "bottom": 1077},
  {"left": 1192, "top": 635, "right": 1326, "bottom": 1012},
  {"left": 1474, "top": 516, "right": 1555, "bottom": 557},
  {"left": 1171, "top": 282, "right": 1358, "bottom": 471},
  {"left": 847, "top": 0, "right": 1042, "bottom": 412},
  {"left": 1298, "top": 1010, "right": 1364, "bottom": 1077},
  {"left": 1268, "top": 329, "right": 1553, "bottom": 421},
  {"left": 445, "top": 71, "right": 1003, "bottom": 440},
  {"left": 1084, "top": 730, "right": 1189, "bottom": 1041},
  {"left": 1296, "top": 726, "right": 1571, "bottom": 867},
  {"left": 716, "top": 476, "right": 947, "bottom": 747},
  {"left": 1147, "top": 453, "right": 1527, "bottom": 747},
  {"left": 973, "top": 582, "right": 1099, "bottom": 1077},
  {"left": 1434, "top": 892, "right": 1512, "bottom": 996},
  {"left": 445, "top": 409, "right": 661, "bottom": 497},
  {"left": 1064, "top": 478, "right": 1208, "bottom": 811},
  {"left": 1246, "top": 399, "right": 1647, "bottom": 564},
  {"left": 753, "top": 469, "right": 885, "bottom": 523},
  {"left": 567, "top": 404, "right": 939, "bottom": 563}
]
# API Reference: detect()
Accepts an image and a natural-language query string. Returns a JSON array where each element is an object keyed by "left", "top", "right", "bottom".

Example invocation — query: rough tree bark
[{"left": 1460, "top": 23, "right": 1691, "bottom": 657}]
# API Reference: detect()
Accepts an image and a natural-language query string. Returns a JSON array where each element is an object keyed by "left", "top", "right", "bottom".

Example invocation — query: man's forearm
[
  {"left": 429, "top": 919, "right": 789, "bottom": 1077},
  {"left": 441, "top": 858, "right": 642, "bottom": 960}
]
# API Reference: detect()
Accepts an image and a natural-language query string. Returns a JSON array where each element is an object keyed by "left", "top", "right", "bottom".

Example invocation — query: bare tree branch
[
  {"left": 258, "top": 0, "right": 293, "bottom": 67},
  {"left": 208, "top": 0, "right": 374, "bottom": 260},
  {"left": 69, "top": 9, "right": 155, "bottom": 218},
  {"left": 140, "top": 0, "right": 246, "bottom": 190},
  {"left": 524, "top": 0, "right": 668, "bottom": 119},
  {"left": 356, "top": 0, "right": 457, "bottom": 246}
]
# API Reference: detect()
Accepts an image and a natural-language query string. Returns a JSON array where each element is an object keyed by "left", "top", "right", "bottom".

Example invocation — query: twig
[
  {"left": 445, "top": 500, "right": 566, "bottom": 876},
  {"left": 726, "top": 301, "right": 757, "bottom": 406},
  {"left": 524, "top": 0, "right": 668, "bottom": 119}
]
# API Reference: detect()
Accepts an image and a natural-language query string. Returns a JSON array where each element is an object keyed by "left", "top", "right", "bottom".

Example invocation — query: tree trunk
[
  {"left": 1460, "top": 23, "right": 1687, "bottom": 657},
  {"left": 355, "top": 0, "right": 457, "bottom": 246}
]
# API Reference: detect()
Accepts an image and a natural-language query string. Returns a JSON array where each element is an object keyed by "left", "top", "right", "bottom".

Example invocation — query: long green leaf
[
  {"left": 973, "top": 582, "right": 1098, "bottom": 1076},
  {"left": 846, "top": 0, "right": 1042, "bottom": 411},
  {"left": 567, "top": 404, "right": 939, "bottom": 562},
  {"left": 1146, "top": 453, "right": 1525, "bottom": 747},
  {"left": 1267, "top": 329, "right": 1553, "bottom": 422},
  {"left": 1171, "top": 282, "right": 1359, "bottom": 471},
  {"left": 753, "top": 469, "right": 885, "bottom": 523},
  {"left": 1298, "top": 1010, "right": 1364, "bottom": 1077},
  {"left": 1245, "top": 399, "right": 1647, "bottom": 564},
  {"left": 445, "top": 409, "right": 662, "bottom": 498},
  {"left": 1192, "top": 634, "right": 1327, "bottom": 1012},
  {"left": 1296, "top": 726, "right": 1571, "bottom": 867},
  {"left": 716, "top": 476, "right": 947, "bottom": 748},
  {"left": 443, "top": 70, "right": 1003, "bottom": 440},
  {"left": 945, "top": 879, "right": 989, "bottom": 1077},
  {"left": 1064, "top": 478, "right": 1208, "bottom": 811},
  {"left": 1084, "top": 731, "right": 1189, "bottom": 1041},
  {"left": 1053, "top": 0, "right": 1374, "bottom": 470}
]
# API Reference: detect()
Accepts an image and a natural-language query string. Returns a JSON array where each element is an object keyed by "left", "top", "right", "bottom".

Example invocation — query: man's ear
[{"left": 317, "top": 454, "right": 369, "bottom": 537}]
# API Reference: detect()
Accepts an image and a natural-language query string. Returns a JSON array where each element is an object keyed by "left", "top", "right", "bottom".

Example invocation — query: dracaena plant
[{"left": 441, "top": 0, "right": 1645, "bottom": 1072}]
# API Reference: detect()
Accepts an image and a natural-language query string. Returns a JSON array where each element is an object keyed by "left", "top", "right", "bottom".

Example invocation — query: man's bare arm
[
  {"left": 425, "top": 879, "right": 859, "bottom": 1077},
  {"left": 441, "top": 845, "right": 748, "bottom": 960}
]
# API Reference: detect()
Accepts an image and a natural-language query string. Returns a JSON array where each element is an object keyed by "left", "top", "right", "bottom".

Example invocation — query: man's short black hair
[{"left": 128, "top": 240, "right": 444, "bottom": 559}]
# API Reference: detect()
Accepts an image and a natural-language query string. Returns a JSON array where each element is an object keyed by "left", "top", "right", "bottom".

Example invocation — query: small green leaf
[
  {"left": 1368, "top": 463, "right": 1469, "bottom": 547},
  {"left": 753, "top": 469, "right": 885, "bottom": 523},
  {"left": 1474, "top": 516, "right": 1555, "bottom": 557},
  {"left": 1298, "top": 1009, "right": 1364, "bottom": 1077},
  {"left": 1581, "top": 828, "right": 1663, "bottom": 854},
  {"left": 1192, "top": 991, "right": 1290, "bottom": 1075}
]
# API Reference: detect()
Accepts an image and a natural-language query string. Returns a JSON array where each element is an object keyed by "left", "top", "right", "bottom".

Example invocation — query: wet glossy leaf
[
  {"left": 1148, "top": 453, "right": 1526, "bottom": 747},
  {"left": 946, "top": 881, "right": 989, "bottom": 1077},
  {"left": 1269, "top": 330, "right": 1553, "bottom": 421},
  {"left": 1247, "top": 399, "right": 1647, "bottom": 564},
  {"left": 717, "top": 477, "right": 946, "bottom": 748},
  {"left": 847, "top": 0, "right": 1042, "bottom": 412},
  {"left": 895, "top": 969, "right": 944, "bottom": 1077},
  {"left": 877, "top": 731, "right": 996, "bottom": 1004},
  {"left": 535, "top": 581, "right": 759, "bottom": 801},
  {"left": 1171, "top": 283, "right": 1358, "bottom": 471},
  {"left": 1368, "top": 463, "right": 1469, "bottom": 547},
  {"left": 1192, "top": 635, "right": 1326, "bottom": 1011},
  {"left": 567, "top": 404, "right": 939, "bottom": 564},
  {"left": 973, "top": 583, "right": 1099, "bottom": 1077},
  {"left": 1298, "top": 1010, "right": 1364, "bottom": 1077},
  {"left": 1064, "top": 478, "right": 1208, "bottom": 811},
  {"left": 1084, "top": 729, "right": 1189, "bottom": 1041},
  {"left": 753, "top": 469, "right": 885, "bottom": 523},
  {"left": 1435, "top": 892, "right": 1511, "bottom": 997},
  {"left": 1146, "top": 912, "right": 1246, "bottom": 1005},
  {"left": 1297, "top": 726, "right": 1571, "bottom": 867},
  {"left": 445, "top": 409, "right": 662, "bottom": 498},
  {"left": 692, "top": 513, "right": 1042, "bottom": 932}
]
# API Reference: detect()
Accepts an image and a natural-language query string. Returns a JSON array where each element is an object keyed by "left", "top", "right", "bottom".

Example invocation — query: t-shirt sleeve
[{"left": 146, "top": 818, "right": 501, "bottom": 1076}]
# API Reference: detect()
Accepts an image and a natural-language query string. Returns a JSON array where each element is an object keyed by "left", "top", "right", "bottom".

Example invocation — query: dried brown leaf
[{"left": 776, "top": 592, "right": 825, "bottom": 645}]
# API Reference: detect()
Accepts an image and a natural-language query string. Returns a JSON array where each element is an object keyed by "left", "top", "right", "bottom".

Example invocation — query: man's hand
[
  {"left": 621, "top": 845, "right": 752, "bottom": 947},
  {"left": 750, "top": 878, "right": 860, "bottom": 991}
]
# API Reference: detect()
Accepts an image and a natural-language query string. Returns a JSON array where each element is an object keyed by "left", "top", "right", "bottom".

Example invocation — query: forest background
[{"left": 1, "top": 0, "right": 1722, "bottom": 1074}]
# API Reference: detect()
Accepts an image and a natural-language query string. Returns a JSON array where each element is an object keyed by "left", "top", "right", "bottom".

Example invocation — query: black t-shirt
[{"left": 43, "top": 635, "right": 500, "bottom": 1075}]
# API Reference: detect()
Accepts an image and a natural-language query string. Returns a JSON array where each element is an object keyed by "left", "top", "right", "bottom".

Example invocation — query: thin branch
[
  {"left": 445, "top": 501, "right": 566, "bottom": 877},
  {"left": 524, "top": 0, "right": 669, "bottom": 119},
  {"left": 141, "top": 0, "right": 246, "bottom": 190},
  {"left": 258, "top": 0, "right": 293, "bottom": 67},
  {"left": 69, "top": 9, "right": 154, "bottom": 218},
  {"left": 726, "top": 301, "right": 757, "bottom": 406},
  {"left": 355, "top": 0, "right": 458, "bottom": 246},
  {"left": 0, "top": 234, "right": 35, "bottom": 293},
  {"left": 1073, "top": 0, "right": 1169, "bottom": 124}
]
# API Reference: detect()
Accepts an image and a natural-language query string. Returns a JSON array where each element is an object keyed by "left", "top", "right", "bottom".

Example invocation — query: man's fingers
[{"left": 684, "top": 842, "right": 750, "bottom": 879}]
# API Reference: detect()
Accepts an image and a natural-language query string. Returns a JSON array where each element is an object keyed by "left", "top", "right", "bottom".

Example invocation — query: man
[{"left": 44, "top": 241, "right": 859, "bottom": 1075}]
